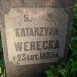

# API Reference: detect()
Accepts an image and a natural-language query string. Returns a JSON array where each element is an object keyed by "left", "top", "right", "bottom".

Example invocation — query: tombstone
[{"left": 0, "top": 0, "right": 75, "bottom": 77}]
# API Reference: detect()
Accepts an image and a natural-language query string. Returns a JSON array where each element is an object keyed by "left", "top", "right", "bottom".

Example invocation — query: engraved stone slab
[
  {"left": 5, "top": 7, "right": 68, "bottom": 65},
  {"left": 0, "top": 0, "right": 75, "bottom": 77}
]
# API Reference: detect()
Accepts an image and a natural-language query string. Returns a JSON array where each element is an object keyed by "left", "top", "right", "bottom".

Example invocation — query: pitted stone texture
[{"left": 0, "top": 0, "right": 75, "bottom": 77}]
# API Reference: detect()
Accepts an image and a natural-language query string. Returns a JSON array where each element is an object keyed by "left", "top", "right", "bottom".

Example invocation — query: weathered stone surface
[{"left": 0, "top": 0, "right": 75, "bottom": 77}]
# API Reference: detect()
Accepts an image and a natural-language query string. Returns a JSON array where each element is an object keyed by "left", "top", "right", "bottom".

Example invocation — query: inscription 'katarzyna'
[{"left": 15, "top": 27, "right": 59, "bottom": 37}]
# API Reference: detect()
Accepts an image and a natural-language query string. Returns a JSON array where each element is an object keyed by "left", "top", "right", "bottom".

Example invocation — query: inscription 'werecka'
[{"left": 14, "top": 40, "right": 59, "bottom": 52}]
